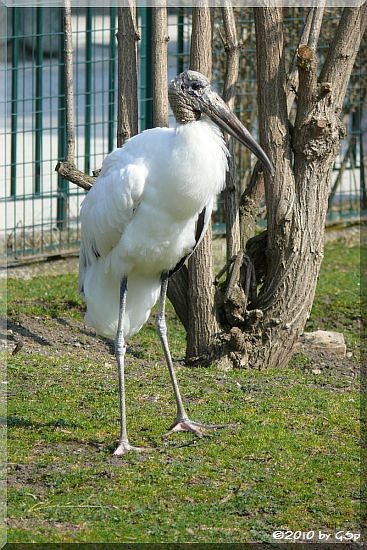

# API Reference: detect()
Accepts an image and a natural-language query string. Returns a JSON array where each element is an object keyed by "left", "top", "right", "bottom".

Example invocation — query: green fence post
[
  {"left": 108, "top": 7, "right": 116, "bottom": 152},
  {"left": 35, "top": 7, "right": 43, "bottom": 195},
  {"left": 57, "top": 7, "right": 68, "bottom": 231},
  {"left": 357, "top": 102, "right": 367, "bottom": 211},
  {"left": 10, "top": 7, "right": 19, "bottom": 197},
  {"left": 139, "top": 7, "right": 152, "bottom": 131},
  {"left": 84, "top": 7, "right": 92, "bottom": 173},
  {"left": 177, "top": 8, "right": 184, "bottom": 74}
]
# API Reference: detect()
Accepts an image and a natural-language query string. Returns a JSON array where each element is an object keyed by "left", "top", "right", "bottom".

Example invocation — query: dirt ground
[
  {"left": 3, "top": 313, "right": 115, "bottom": 362},
  {"left": 3, "top": 314, "right": 359, "bottom": 388}
]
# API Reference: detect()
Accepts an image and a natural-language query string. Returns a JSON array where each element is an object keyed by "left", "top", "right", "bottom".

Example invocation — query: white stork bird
[{"left": 79, "top": 70, "right": 273, "bottom": 455}]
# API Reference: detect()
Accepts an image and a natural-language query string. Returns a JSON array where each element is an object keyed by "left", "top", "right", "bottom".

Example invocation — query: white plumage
[
  {"left": 79, "top": 119, "right": 228, "bottom": 339},
  {"left": 77, "top": 70, "right": 273, "bottom": 455}
]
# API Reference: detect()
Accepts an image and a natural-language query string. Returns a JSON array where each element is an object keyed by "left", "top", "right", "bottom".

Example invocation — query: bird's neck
[{"left": 169, "top": 90, "right": 202, "bottom": 124}]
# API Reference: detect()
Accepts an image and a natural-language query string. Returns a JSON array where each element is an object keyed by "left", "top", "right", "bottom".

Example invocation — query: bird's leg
[
  {"left": 113, "top": 277, "right": 146, "bottom": 456},
  {"left": 156, "top": 274, "right": 226, "bottom": 437},
  {"left": 156, "top": 274, "right": 189, "bottom": 423}
]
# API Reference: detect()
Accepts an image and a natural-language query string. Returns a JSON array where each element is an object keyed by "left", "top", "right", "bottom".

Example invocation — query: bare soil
[
  {"left": 3, "top": 314, "right": 113, "bottom": 361},
  {"left": 2, "top": 309, "right": 359, "bottom": 386}
]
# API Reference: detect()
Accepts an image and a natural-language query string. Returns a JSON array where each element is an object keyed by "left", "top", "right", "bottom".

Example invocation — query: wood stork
[{"left": 79, "top": 70, "right": 273, "bottom": 456}]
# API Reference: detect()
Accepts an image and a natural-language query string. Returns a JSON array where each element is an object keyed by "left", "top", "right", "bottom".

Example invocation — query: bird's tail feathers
[{"left": 82, "top": 261, "right": 161, "bottom": 339}]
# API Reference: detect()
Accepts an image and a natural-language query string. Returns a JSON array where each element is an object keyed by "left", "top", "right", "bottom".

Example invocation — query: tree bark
[
  {"left": 151, "top": 6, "right": 169, "bottom": 128},
  {"left": 186, "top": 7, "right": 220, "bottom": 362},
  {"left": 239, "top": 163, "right": 264, "bottom": 249},
  {"left": 222, "top": 5, "right": 241, "bottom": 266},
  {"left": 117, "top": 4, "right": 139, "bottom": 146},
  {"left": 190, "top": 8, "right": 212, "bottom": 78},
  {"left": 64, "top": 0, "right": 75, "bottom": 163},
  {"left": 55, "top": 1, "right": 96, "bottom": 188},
  {"left": 320, "top": 5, "right": 367, "bottom": 113}
]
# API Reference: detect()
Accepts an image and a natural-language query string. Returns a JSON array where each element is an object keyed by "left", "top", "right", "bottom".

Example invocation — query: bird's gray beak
[{"left": 198, "top": 89, "right": 274, "bottom": 176}]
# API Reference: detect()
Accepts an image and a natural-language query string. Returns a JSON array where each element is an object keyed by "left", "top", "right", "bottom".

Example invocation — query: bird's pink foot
[
  {"left": 113, "top": 440, "right": 150, "bottom": 456},
  {"left": 164, "top": 418, "right": 227, "bottom": 437}
]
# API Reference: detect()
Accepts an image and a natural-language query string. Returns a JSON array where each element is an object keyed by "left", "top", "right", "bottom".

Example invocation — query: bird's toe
[
  {"left": 164, "top": 418, "right": 230, "bottom": 438},
  {"left": 113, "top": 441, "right": 151, "bottom": 456},
  {"left": 165, "top": 420, "right": 205, "bottom": 437}
]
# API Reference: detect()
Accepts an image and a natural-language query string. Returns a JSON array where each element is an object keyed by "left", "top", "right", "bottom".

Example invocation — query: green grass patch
[
  {"left": 306, "top": 244, "right": 360, "bottom": 353},
  {"left": 6, "top": 356, "right": 360, "bottom": 543},
  {"left": 5, "top": 242, "right": 361, "bottom": 543},
  {"left": 6, "top": 274, "right": 83, "bottom": 320}
]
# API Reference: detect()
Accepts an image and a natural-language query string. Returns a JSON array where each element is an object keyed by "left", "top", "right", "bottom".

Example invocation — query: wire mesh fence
[{"left": 1, "top": 7, "right": 365, "bottom": 265}]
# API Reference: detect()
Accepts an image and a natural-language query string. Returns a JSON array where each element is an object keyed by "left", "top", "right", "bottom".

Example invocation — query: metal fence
[{"left": 1, "top": 7, "right": 365, "bottom": 265}]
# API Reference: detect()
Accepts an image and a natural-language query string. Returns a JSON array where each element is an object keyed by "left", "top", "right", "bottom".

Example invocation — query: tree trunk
[
  {"left": 151, "top": 6, "right": 169, "bottom": 128},
  {"left": 186, "top": 7, "right": 220, "bottom": 363},
  {"left": 117, "top": 5, "right": 139, "bottom": 146},
  {"left": 225, "top": 6, "right": 366, "bottom": 369}
]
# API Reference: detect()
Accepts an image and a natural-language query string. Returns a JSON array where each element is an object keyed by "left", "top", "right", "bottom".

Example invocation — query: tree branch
[
  {"left": 254, "top": 8, "right": 293, "bottom": 227},
  {"left": 189, "top": 7, "right": 213, "bottom": 72},
  {"left": 64, "top": 0, "right": 75, "bottom": 163},
  {"left": 56, "top": 6, "right": 140, "bottom": 189},
  {"left": 319, "top": 3, "right": 367, "bottom": 113},
  {"left": 295, "top": 44, "right": 318, "bottom": 129},
  {"left": 55, "top": 161, "right": 94, "bottom": 190},
  {"left": 286, "top": 6, "right": 325, "bottom": 115},
  {"left": 55, "top": 1, "right": 94, "bottom": 188},
  {"left": 296, "top": 4, "right": 325, "bottom": 121},
  {"left": 307, "top": 3, "right": 325, "bottom": 51},
  {"left": 221, "top": 4, "right": 240, "bottom": 109},
  {"left": 221, "top": 4, "right": 241, "bottom": 266},
  {"left": 286, "top": 8, "right": 313, "bottom": 114},
  {"left": 293, "top": 3, "right": 324, "bottom": 127}
]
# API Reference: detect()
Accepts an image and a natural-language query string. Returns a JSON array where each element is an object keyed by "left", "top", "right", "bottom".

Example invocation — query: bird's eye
[{"left": 191, "top": 82, "right": 202, "bottom": 91}]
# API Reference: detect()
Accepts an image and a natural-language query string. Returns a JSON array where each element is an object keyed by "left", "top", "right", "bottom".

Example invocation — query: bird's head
[{"left": 169, "top": 70, "right": 274, "bottom": 176}]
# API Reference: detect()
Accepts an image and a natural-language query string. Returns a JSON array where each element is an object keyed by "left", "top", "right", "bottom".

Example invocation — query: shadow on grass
[
  {"left": 56, "top": 316, "right": 116, "bottom": 355},
  {"left": 4, "top": 319, "right": 52, "bottom": 347},
  {"left": 6, "top": 415, "right": 81, "bottom": 430}
]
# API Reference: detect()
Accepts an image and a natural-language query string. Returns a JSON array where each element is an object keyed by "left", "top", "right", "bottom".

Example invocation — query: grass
[
  {"left": 306, "top": 244, "right": 361, "bottom": 354},
  {"left": 4, "top": 241, "right": 361, "bottom": 543}
]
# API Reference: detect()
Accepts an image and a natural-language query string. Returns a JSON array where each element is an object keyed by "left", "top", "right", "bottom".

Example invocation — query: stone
[{"left": 297, "top": 330, "right": 347, "bottom": 356}]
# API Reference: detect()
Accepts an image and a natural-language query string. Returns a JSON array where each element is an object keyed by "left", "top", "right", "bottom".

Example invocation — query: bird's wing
[
  {"left": 79, "top": 148, "right": 148, "bottom": 293},
  {"left": 167, "top": 198, "right": 214, "bottom": 278}
]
